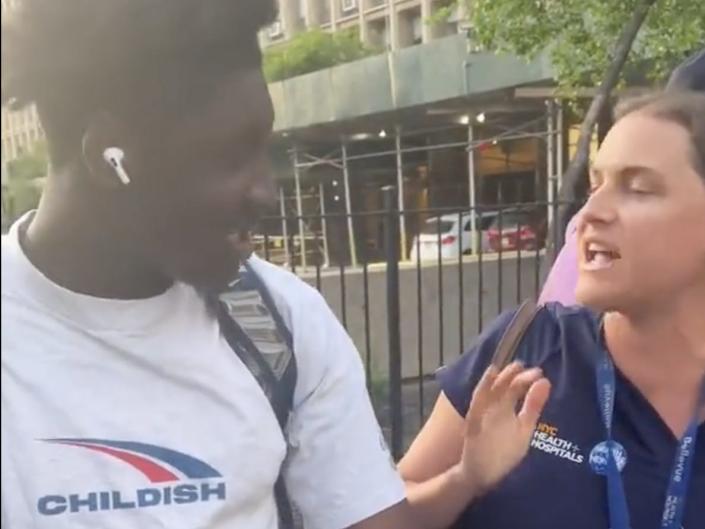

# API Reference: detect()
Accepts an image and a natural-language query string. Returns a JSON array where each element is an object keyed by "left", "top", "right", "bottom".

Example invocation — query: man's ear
[{"left": 81, "top": 112, "right": 132, "bottom": 190}]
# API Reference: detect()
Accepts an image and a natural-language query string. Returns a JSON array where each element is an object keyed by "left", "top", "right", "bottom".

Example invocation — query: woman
[
  {"left": 401, "top": 91, "right": 705, "bottom": 529},
  {"left": 538, "top": 47, "right": 704, "bottom": 307}
]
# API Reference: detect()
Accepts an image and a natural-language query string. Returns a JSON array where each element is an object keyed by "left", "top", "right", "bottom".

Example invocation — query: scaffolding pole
[
  {"left": 468, "top": 124, "right": 478, "bottom": 255},
  {"left": 295, "top": 131, "right": 549, "bottom": 168},
  {"left": 279, "top": 186, "right": 291, "bottom": 267},
  {"left": 319, "top": 182, "right": 330, "bottom": 267},
  {"left": 557, "top": 102, "right": 565, "bottom": 191},
  {"left": 341, "top": 142, "right": 358, "bottom": 267},
  {"left": 293, "top": 148, "right": 307, "bottom": 269},
  {"left": 274, "top": 113, "right": 552, "bottom": 268},
  {"left": 546, "top": 101, "right": 557, "bottom": 227},
  {"left": 395, "top": 127, "right": 407, "bottom": 260}
]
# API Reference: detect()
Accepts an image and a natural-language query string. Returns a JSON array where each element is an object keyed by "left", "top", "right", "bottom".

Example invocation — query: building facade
[
  {"left": 1, "top": 105, "right": 44, "bottom": 163},
  {"left": 262, "top": 0, "right": 464, "bottom": 51},
  {"left": 1, "top": 0, "right": 45, "bottom": 163},
  {"left": 257, "top": 1, "right": 569, "bottom": 267}
]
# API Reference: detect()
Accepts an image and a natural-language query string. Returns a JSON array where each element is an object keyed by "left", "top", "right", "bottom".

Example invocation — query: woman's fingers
[
  {"left": 465, "top": 364, "right": 499, "bottom": 435},
  {"left": 518, "top": 378, "right": 552, "bottom": 435},
  {"left": 503, "top": 367, "right": 544, "bottom": 409},
  {"left": 489, "top": 361, "right": 525, "bottom": 400},
  {"left": 464, "top": 362, "right": 552, "bottom": 439}
]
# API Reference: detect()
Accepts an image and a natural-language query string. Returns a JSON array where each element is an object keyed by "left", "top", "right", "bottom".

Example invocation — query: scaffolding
[{"left": 265, "top": 100, "right": 567, "bottom": 270}]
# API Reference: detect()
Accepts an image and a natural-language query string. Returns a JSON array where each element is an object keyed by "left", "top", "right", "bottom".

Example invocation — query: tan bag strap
[{"left": 491, "top": 300, "right": 540, "bottom": 370}]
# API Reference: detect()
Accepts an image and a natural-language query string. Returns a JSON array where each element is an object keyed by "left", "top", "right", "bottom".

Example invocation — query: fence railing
[
  {"left": 0, "top": 190, "right": 575, "bottom": 455},
  {"left": 254, "top": 192, "right": 576, "bottom": 457}
]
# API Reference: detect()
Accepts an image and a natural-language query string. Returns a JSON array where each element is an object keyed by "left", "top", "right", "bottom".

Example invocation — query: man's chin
[
  {"left": 168, "top": 254, "right": 244, "bottom": 295},
  {"left": 188, "top": 272, "right": 240, "bottom": 295},
  {"left": 160, "top": 233, "right": 254, "bottom": 294}
]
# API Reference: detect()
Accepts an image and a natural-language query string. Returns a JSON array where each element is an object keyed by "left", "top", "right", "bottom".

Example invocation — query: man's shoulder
[
  {"left": 2, "top": 233, "right": 13, "bottom": 265},
  {"left": 245, "top": 255, "right": 327, "bottom": 328},
  {"left": 2, "top": 233, "right": 23, "bottom": 297},
  {"left": 247, "top": 255, "right": 320, "bottom": 302}
]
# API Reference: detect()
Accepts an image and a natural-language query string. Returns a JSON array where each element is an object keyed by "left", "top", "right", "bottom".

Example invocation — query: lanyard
[{"left": 595, "top": 354, "right": 705, "bottom": 529}]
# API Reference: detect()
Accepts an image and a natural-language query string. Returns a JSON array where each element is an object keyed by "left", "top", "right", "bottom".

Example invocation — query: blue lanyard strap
[
  {"left": 595, "top": 356, "right": 632, "bottom": 529},
  {"left": 595, "top": 354, "right": 705, "bottom": 529},
  {"left": 660, "top": 380, "right": 705, "bottom": 529}
]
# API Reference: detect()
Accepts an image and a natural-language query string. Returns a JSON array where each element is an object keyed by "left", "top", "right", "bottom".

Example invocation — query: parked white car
[{"left": 410, "top": 211, "right": 498, "bottom": 261}]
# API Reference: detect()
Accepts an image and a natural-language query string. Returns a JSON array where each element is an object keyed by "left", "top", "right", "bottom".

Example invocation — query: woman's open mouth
[{"left": 582, "top": 241, "right": 621, "bottom": 271}]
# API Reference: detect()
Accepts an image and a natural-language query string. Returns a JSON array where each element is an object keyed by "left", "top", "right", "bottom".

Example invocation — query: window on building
[
  {"left": 431, "top": 0, "right": 460, "bottom": 38},
  {"left": 267, "top": 0, "right": 284, "bottom": 39},
  {"left": 412, "top": 14, "right": 423, "bottom": 44},
  {"left": 368, "top": 17, "right": 389, "bottom": 49},
  {"left": 341, "top": 0, "right": 358, "bottom": 14},
  {"left": 320, "top": 0, "right": 331, "bottom": 25},
  {"left": 268, "top": 19, "right": 284, "bottom": 39},
  {"left": 398, "top": 6, "right": 422, "bottom": 47}
]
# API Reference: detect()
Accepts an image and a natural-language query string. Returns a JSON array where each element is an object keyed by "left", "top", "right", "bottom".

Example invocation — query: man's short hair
[{"left": 1, "top": 0, "right": 277, "bottom": 166}]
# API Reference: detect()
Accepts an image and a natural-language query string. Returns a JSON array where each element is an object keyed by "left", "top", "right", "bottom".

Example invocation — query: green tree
[
  {"left": 263, "top": 29, "right": 380, "bottom": 82},
  {"left": 440, "top": 0, "right": 704, "bottom": 236},
  {"left": 3, "top": 141, "right": 49, "bottom": 223},
  {"left": 7, "top": 141, "right": 48, "bottom": 182},
  {"left": 469, "top": 0, "right": 703, "bottom": 92}
]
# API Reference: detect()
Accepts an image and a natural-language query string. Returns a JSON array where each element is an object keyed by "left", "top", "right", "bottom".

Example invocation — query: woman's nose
[{"left": 578, "top": 185, "right": 618, "bottom": 228}]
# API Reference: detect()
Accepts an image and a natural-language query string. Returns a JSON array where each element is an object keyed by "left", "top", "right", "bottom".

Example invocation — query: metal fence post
[{"left": 383, "top": 185, "right": 403, "bottom": 460}]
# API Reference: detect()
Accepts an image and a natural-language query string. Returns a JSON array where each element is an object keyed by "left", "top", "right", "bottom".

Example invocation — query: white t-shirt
[{"left": 0, "top": 215, "right": 404, "bottom": 529}]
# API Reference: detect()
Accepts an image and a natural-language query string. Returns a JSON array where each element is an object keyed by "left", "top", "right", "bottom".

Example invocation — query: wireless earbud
[{"left": 102, "top": 147, "right": 131, "bottom": 185}]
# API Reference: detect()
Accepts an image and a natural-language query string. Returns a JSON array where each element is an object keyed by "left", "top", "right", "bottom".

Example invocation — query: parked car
[
  {"left": 410, "top": 211, "right": 498, "bottom": 261},
  {"left": 487, "top": 209, "right": 547, "bottom": 252}
]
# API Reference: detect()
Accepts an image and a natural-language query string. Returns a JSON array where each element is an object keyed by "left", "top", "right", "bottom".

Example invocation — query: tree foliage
[
  {"left": 263, "top": 29, "right": 380, "bottom": 83},
  {"left": 2, "top": 141, "right": 48, "bottom": 224},
  {"left": 6, "top": 141, "right": 48, "bottom": 182},
  {"left": 467, "top": 0, "right": 705, "bottom": 92}
]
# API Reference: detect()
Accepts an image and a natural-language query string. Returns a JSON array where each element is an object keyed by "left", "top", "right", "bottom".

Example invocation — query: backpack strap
[
  {"left": 215, "top": 260, "right": 299, "bottom": 528},
  {"left": 491, "top": 299, "right": 540, "bottom": 370}
]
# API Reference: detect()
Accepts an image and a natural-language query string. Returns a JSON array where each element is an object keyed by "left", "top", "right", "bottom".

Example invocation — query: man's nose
[{"left": 244, "top": 155, "right": 277, "bottom": 211}]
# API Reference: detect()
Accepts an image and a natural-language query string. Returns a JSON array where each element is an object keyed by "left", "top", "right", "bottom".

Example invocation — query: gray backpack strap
[
  {"left": 220, "top": 265, "right": 293, "bottom": 379},
  {"left": 216, "top": 260, "right": 299, "bottom": 528},
  {"left": 491, "top": 299, "right": 540, "bottom": 370}
]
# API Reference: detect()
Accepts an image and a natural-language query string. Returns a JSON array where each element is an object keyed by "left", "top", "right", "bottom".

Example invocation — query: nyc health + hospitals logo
[{"left": 37, "top": 439, "right": 227, "bottom": 516}]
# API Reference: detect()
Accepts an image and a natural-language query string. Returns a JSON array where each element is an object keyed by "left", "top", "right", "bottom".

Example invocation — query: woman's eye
[{"left": 628, "top": 181, "right": 654, "bottom": 195}]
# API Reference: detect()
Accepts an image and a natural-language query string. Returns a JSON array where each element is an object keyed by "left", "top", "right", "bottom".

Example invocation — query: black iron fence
[
  {"left": 0, "top": 186, "right": 574, "bottom": 456},
  {"left": 254, "top": 190, "right": 577, "bottom": 458}
]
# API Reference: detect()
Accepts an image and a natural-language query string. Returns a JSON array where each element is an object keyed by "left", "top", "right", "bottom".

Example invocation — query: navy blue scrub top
[{"left": 437, "top": 303, "right": 705, "bottom": 529}]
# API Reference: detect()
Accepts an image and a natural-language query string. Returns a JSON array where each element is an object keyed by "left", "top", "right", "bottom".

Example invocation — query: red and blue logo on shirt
[{"left": 37, "top": 438, "right": 227, "bottom": 516}]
